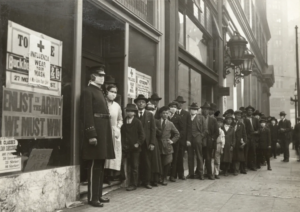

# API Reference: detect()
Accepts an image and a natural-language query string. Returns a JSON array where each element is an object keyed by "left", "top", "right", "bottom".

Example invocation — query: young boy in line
[{"left": 121, "top": 103, "right": 145, "bottom": 191}]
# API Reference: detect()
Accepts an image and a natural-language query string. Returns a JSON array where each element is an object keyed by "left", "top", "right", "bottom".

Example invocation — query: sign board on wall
[
  {"left": 0, "top": 138, "right": 21, "bottom": 174},
  {"left": 136, "top": 71, "right": 152, "bottom": 98},
  {"left": 127, "top": 67, "right": 136, "bottom": 98},
  {"left": 2, "top": 87, "right": 63, "bottom": 139},
  {"left": 6, "top": 21, "right": 63, "bottom": 96},
  {"left": 24, "top": 149, "right": 53, "bottom": 172}
]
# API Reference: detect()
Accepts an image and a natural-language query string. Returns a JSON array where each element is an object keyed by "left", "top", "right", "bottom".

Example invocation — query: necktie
[
  {"left": 139, "top": 112, "right": 143, "bottom": 118},
  {"left": 162, "top": 119, "right": 166, "bottom": 129}
]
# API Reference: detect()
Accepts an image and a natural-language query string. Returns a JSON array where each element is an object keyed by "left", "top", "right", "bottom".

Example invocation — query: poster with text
[
  {"left": 6, "top": 21, "right": 63, "bottom": 96},
  {"left": 136, "top": 71, "right": 152, "bottom": 98},
  {"left": 0, "top": 138, "right": 21, "bottom": 174},
  {"left": 2, "top": 88, "right": 63, "bottom": 139},
  {"left": 128, "top": 67, "right": 136, "bottom": 98}
]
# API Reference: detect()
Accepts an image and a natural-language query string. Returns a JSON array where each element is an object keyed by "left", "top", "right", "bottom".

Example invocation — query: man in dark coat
[
  {"left": 233, "top": 110, "right": 247, "bottom": 174},
  {"left": 168, "top": 101, "right": 184, "bottom": 182},
  {"left": 149, "top": 93, "right": 162, "bottom": 119},
  {"left": 135, "top": 94, "right": 156, "bottom": 189},
  {"left": 278, "top": 111, "right": 292, "bottom": 162},
  {"left": 293, "top": 117, "right": 300, "bottom": 161},
  {"left": 257, "top": 118, "right": 272, "bottom": 170},
  {"left": 244, "top": 105, "right": 260, "bottom": 171},
  {"left": 270, "top": 117, "right": 279, "bottom": 158},
  {"left": 82, "top": 66, "right": 115, "bottom": 207},
  {"left": 201, "top": 102, "right": 220, "bottom": 180},
  {"left": 174, "top": 96, "right": 192, "bottom": 179}
]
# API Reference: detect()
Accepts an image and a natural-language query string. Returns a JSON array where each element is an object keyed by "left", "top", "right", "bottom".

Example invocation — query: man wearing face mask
[
  {"left": 82, "top": 66, "right": 115, "bottom": 207},
  {"left": 278, "top": 111, "right": 292, "bottom": 162}
]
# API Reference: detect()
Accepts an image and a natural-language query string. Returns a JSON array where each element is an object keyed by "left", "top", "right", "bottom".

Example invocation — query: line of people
[{"left": 81, "top": 66, "right": 290, "bottom": 208}]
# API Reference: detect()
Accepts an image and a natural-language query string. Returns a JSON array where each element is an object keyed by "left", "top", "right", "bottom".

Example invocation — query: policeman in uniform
[{"left": 82, "top": 66, "right": 115, "bottom": 207}]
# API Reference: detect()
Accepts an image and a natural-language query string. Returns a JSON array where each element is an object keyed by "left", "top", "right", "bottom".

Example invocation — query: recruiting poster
[
  {"left": 136, "top": 71, "right": 152, "bottom": 98},
  {"left": 6, "top": 21, "right": 63, "bottom": 96},
  {"left": 0, "top": 137, "right": 21, "bottom": 174},
  {"left": 1, "top": 87, "right": 63, "bottom": 139},
  {"left": 127, "top": 67, "right": 136, "bottom": 98}
]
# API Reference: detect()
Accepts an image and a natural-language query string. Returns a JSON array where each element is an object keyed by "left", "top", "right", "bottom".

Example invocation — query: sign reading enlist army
[
  {"left": 6, "top": 21, "right": 63, "bottom": 96},
  {"left": 2, "top": 87, "right": 63, "bottom": 139}
]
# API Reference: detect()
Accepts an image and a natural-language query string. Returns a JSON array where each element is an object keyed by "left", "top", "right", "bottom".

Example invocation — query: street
[{"left": 65, "top": 147, "right": 300, "bottom": 212}]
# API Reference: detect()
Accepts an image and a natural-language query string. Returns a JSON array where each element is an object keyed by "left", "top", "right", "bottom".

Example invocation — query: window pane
[
  {"left": 186, "top": 16, "right": 208, "bottom": 64},
  {"left": 191, "top": 69, "right": 201, "bottom": 106},
  {"left": 178, "top": 62, "right": 190, "bottom": 109},
  {"left": 179, "top": 12, "right": 184, "bottom": 46}
]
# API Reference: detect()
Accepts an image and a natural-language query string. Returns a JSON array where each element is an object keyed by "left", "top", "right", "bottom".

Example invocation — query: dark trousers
[
  {"left": 171, "top": 142, "right": 184, "bottom": 178},
  {"left": 140, "top": 144, "right": 152, "bottom": 184},
  {"left": 244, "top": 144, "right": 249, "bottom": 169},
  {"left": 247, "top": 140, "right": 257, "bottom": 169},
  {"left": 257, "top": 148, "right": 270, "bottom": 167},
  {"left": 281, "top": 139, "right": 290, "bottom": 160},
  {"left": 187, "top": 135, "right": 204, "bottom": 177},
  {"left": 161, "top": 155, "right": 171, "bottom": 180},
  {"left": 271, "top": 141, "right": 277, "bottom": 158},
  {"left": 203, "top": 146, "right": 213, "bottom": 177},
  {"left": 124, "top": 151, "right": 140, "bottom": 187},
  {"left": 87, "top": 159, "right": 105, "bottom": 202},
  {"left": 223, "top": 162, "right": 231, "bottom": 173}
]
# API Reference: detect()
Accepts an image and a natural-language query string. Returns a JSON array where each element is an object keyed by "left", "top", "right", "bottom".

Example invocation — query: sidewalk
[{"left": 63, "top": 146, "right": 300, "bottom": 212}]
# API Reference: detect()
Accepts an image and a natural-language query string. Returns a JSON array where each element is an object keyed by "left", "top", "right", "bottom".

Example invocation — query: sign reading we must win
[{"left": 2, "top": 87, "right": 63, "bottom": 139}]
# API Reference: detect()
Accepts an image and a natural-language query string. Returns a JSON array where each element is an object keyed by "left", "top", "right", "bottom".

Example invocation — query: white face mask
[
  {"left": 94, "top": 75, "right": 104, "bottom": 85},
  {"left": 190, "top": 109, "right": 198, "bottom": 115},
  {"left": 107, "top": 91, "right": 117, "bottom": 101},
  {"left": 170, "top": 108, "right": 177, "bottom": 114}
]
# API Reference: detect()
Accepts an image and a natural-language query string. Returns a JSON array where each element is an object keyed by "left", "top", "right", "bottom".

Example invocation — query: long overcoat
[
  {"left": 81, "top": 84, "right": 115, "bottom": 160},
  {"left": 233, "top": 121, "right": 247, "bottom": 162},
  {"left": 258, "top": 127, "right": 271, "bottom": 149},
  {"left": 221, "top": 125, "right": 236, "bottom": 163}
]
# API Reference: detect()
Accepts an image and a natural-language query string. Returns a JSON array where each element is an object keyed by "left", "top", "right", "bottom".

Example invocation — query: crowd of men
[{"left": 81, "top": 66, "right": 297, "bottom": 208}]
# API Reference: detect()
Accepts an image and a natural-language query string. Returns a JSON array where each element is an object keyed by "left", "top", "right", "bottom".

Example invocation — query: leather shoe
[
  {"left": 199, "top": 175, "right": 204, "bottom": 180},
  {"left": 179, "top": 176, "right": 186, "bottom": 180},
  {"left": 145, "top": 184, "right": 152, "bottom": 189},
  {"left": 186, "top": 175, "right": 195, "bottom": 179},
  {"left": 169, "top": 177, "right": 176, "bottom": 182},
  {"left": 241, "top": 170, "right": 247, "bottom": 174},
  {"left": 215, "top": 175, "right": 220, "bottom": 179},
  {"left": 99, "top": 197, "right": 109, "bottom": 203},
  {"left": 126, "top": 186, "right": 137, "bottom": 191},
  {"left": 233, "top": 172, "right": 238, "bottom": 176},
  {"left": 89, "top": 201, "right": 103, "bottom": 207},
  {"left": 151, "top": 182, "right": 158, "bottom": 187},
  {"left": 268, "top": 167, "right": 272, "bottom": 171},
  {"left": 161, "top": 181, "right": 168, "bottom": 186},
  {"left": 208, "top": 176, "right": 215, "bottom": 180}
]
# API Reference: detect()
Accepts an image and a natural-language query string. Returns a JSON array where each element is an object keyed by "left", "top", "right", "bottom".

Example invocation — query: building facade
[{"left": 0, "top": 0, "right": 274, "bottom": 211}]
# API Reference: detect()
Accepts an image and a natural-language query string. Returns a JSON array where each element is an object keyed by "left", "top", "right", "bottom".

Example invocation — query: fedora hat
[
  {"left": 104, "top": 75, "right": 116, "bottom": 84},
  {"left": 134, "top": 94, "right": 149, "bottom": 103},
  {"left": 225, "top": 109, "right": 234, "bottom": 115},
  {"left": 168, "top": 101, "right": 179, "bottom": 108},
  {"left": 189, "top": 102, "right": 199, "bottom": 110},
  {"left": 174, "top": 96, "right": 186, "bottom": 103},
  {"left": 89, "top": 65, "right": 106, "bottom": 76},
  {"left": 124, "top": 103, "right": 138, "bottom": 111},
  {"left": 158, "top": 106, "right": 170, "bottom": 114},
  {"left": 245, "top": 105, "right": 255, "bottom": 112},
  {"left": 279, "top": 111, "right": 286, "bottom": 116},
  {"left": 149, "top": 93, "right": 162, "bottom": 101},
  {"left": 200, "top": 102, "right": 211, "bottom": 109},
  {"left": 146, "top": 103, "right": 156, "bottom": 111}
]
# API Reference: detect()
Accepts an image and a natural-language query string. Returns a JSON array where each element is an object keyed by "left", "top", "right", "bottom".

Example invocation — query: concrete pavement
[{"left": 63, "top": 147, "right": 300, "bottom": 212}]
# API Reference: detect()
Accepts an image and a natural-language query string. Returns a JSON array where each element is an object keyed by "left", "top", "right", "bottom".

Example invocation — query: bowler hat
[
  {"left": 200, "top": 102, "right": 211, "bottom": 109},
  {"left": 146, "top": 103, "right": 156, "bottom": 111},
  {"left": 89, "top": 65, "right": 106, "bottom": 76},
  {"left": 134, "top": 94, "right": 149, "bottom": 103},
  {"left": 158, "top": 106, "right": 170, "bottom": 114},
  {"left": 245, "top": 105, "right": 255, "bottom": 112},
  {"left": 104, "top": 75, "right": 116, "bottom": 84},
  {"left": 270, "top": 117, "right": 278, "bottom": 123},
  {"left": 149, "top": 93, "right": 162, "bottom": 101},
  {"left": 125, "top": 103, "right": 138, "bottom": 111},
  {"left": 168, "top": 101, "right": 179, "bottom": 108},
  {"left": 174, "top": 96, "right": 186, "bottom": 103},
  {"left": 225, "top": 109, "right": 234, "bottom": 115},
  {"left": 279, "top": 111, "right": 286, "bottom": 116},
  {"left": 189, "top": 102, "right": 199, "bottom": 110}
]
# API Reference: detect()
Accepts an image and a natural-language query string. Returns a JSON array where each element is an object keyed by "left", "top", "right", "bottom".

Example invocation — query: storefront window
[
  {"left": 178, "top": 62, "right": 202, "bottom": 108},
  {"left": 0, "top": 0, "right": 75, "bottom": 176},
  {"left": 129, "top": 27, "right": 156, "bottom": 98},
  {"left": 186, "top": 16, "right": 208, "bottom": 64}
]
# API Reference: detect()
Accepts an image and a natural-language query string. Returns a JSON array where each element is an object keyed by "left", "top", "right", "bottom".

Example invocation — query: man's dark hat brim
[
  {"left": 245, "top": 105, "right": 255, "bottom": 111},
  {"left": 200, "top": 102, "right": 211, "bottom": 109},
  {"left": 125, "top": 103, "right": 138, "bottom": 111},
  {"left": 174, "top": 96, "right": 186, "bottom": 103},
  {"left": 149, "top": 93, "right": 162, "bottom": 101},
  {"left": 189, "top": 102, "right": 199, "bottom": 110},
  {"left": 279, "top": 111, "right": 286, "bottom": 116},
  {"left": 134, "top": 94, "right": 149, "bottom": 103},
  {"left": 89, "top": 66, "right": 106, "bottom": 76},
  {"left": 168, "top": 101, "right": 179, "bottom": 108}
]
